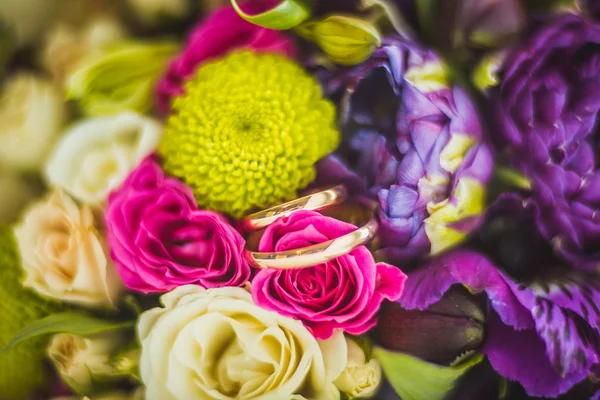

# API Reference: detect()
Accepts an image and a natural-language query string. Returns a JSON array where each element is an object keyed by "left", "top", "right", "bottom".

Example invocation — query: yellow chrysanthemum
[
  {"left": 0, "top": 226, "right": 63, "bottom": 399},
  {"left": 159, "top": 51, "right": 340, "bottom": 217}
]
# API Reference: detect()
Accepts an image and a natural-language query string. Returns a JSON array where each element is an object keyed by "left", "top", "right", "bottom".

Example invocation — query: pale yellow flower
[
  {"left": 138, "top": 285, "right": 347, "bottom": 400},
  {"left": 13, "top": 189, "right": 122, "bottom": 307},
  {"left": 0, "top": 73, "right": 66, "bottom": 171},
  {"left": 334, "top": 337, "right": 382, "bottom": 399},
  {"left": 48, "top": 331, "right": 127, "bottom": 392}
]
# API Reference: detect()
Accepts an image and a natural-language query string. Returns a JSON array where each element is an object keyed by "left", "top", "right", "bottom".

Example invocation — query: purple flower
[
  {"left": 397, "top": 249, "right": 600, "bottom": 397},
  {"left": 491, "top": 15, "right": 600, "bottom": 271},
  {"left": 337, "top": 36, "right": 493, "bottom": 264}
]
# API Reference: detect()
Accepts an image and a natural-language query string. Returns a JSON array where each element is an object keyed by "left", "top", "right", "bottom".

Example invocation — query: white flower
[
  {"left": 43, "top": 17, "right": 126, "bottom": 86},
  {"left": 0, "top": 73, "right": 66, "bottom": 171},
  {"left": 334, "top": 337, "right": 382, "bottom": 399},
  {"left": 48, "top": 331, "right": 126, "bottom": 392},
  {"left": 13, "top": 189, "right": 123, "bottom": 307},
  {"left": 126, "top": 0, "right": 190, "bottom": 25},
  {"left": 45, "top": 112, "right": 162, "bottom": 205},
  {"left": 138, "top": 285, "right": 348, "bottom": 400}
]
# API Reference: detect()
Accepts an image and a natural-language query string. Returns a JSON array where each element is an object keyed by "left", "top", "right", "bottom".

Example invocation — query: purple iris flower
[
  {"left": 398, "top": 244, "right": 600, "bottom": 397},
  {"left": 490, "top": 14, "right": 600, "bottom": 271},
  {"left": 335, "top": 36, "right": 493, "bottom": 264}
]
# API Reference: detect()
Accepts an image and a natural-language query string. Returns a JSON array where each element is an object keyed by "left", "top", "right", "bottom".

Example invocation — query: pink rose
[
  {"left": 156, "top": 4, "right": 297, "bottom": 113},
  {"left": 106, "top": 157, "right": 250, "bottom": 293},
  {"left": 251, "top": 210, "right": 407, "bottom": 339}
]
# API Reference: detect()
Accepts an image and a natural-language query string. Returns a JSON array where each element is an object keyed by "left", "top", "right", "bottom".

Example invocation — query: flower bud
[
  {"left": 373, "top": 286, "right": 485, "bottom": 365},
  {"left": 67, "top": 40, "right": 178, "bottom": 116},
  {"left": 334, "top": 337, "right": 383, "bottom": 399},
  {"left": 297, "top": 15, "right": 381, "bottom": 65},
  {"left": 47, "top": 332, "right": 127, "bottom": 393}
]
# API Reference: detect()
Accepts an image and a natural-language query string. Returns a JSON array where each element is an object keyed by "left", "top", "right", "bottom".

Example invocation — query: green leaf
[
  {"left": 0, "top": 312, "right": 134, "bottom": 356},
  {"left": 373, "top": 347, "right": 483, "bottom": 400},
  {"left": 230, "top": 0, "right": 311, "bottom": 30}
]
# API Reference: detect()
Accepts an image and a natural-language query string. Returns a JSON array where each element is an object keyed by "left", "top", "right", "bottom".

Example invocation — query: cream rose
[
  {"left": 13, "top": 189, "right": 122, "bottom": 307},
  {"left": 0, "top": 73, "right": 66, "bottom": 171},
  {"left": 48, "top": 331, "right": 126, "bottom": 392},
  {"left": 334, "top": 338, "right": 382, "bottom": 399},
  {"left": 43, "top": 17, "right": 126, "bottom": 86},
  {"left": 45, "top": 112, "right": 162, "bottom": 205},
  {"left": 138, "top": 285, "right": 348, "bottom": 400}
]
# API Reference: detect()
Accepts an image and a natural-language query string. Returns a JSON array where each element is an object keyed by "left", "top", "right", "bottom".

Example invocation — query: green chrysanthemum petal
[
  {"left": 159, "top": 51, "right": 340, "bottom": 217},
  {"left": 0, "top": 226, "right": 63, "bottom": 399}
]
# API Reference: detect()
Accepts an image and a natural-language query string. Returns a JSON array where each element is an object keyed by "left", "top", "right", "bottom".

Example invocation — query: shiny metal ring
[
  {"left": 240, "top": 185, "right": 348, "bottom": 231},
  {"left": 244, "top": 216, "right": 378, "bottom": 269}
]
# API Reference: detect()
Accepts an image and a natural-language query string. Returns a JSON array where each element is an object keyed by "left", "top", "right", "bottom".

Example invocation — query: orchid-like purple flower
[
  {"left": 337, "top": 36, "right": 493, "bottom": 264},
  {"left": 491, "top": 14, "right": 600, "bottom": 271},
  {"left": 397, "top": 247, "right": 600, "bottom": 397}
]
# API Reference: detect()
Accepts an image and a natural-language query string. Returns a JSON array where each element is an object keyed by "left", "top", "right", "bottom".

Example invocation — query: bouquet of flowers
[{"left": 1, "top": 0, "right": 600, "bottom": 399}]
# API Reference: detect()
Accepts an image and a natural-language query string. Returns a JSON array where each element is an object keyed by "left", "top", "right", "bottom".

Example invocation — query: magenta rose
[
  {"left": 251, "top": 210, "right": 407, "bottom": 339},
  {"left": 155, "top": 4, "right": 297, "bottom": 113},
  {"left": 105, "top": 157, "right": 250, "bottom": 293}
]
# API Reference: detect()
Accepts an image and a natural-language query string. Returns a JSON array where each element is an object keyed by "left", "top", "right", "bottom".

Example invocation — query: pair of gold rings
[{"left": 241, "top": 185, "right": 378, "bottom": 269}]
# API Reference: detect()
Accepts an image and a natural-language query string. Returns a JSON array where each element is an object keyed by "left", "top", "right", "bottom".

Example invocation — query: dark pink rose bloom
[
  {"left": 251, "top": 210, "right": 407, "bottom": 339},
  {"left": 156, "top": 4, "right": 297, "bottom": 113},
  {"left": 106, "top": 157, "right": 250, "bottom": 293}
]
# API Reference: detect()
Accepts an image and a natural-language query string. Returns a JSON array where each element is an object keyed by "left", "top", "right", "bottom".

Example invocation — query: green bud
[
  {"left": 67, "top": 40, "right": 178, "bottom": 117},
  {"left": 373, "top": 286, "right": 486, "bottom": 366},
  {"left": 297, "top": 15, "right": 381, "bottom": 66},
  {"left": 472, "top": 52, "right": 504, "bottom": 91},
  {"left": 373, "top": 346, "right": 483, "bottom": 400}
]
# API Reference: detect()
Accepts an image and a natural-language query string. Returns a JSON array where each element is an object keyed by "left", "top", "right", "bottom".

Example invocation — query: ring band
[
  {"left": 244, "top": 216, "right": 378, "bottom": 269},
  {"left": 241, "top": 185, "right": 348, "bottom": 231}
]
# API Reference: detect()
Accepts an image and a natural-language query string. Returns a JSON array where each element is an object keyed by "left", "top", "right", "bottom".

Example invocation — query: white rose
[
  {"left": 0, "top": 73, "right": 66, "bottom": 171},
  {"left": 43, "top": 17, "right": 126, "bottom": 86},
  {"left": 126, "top": 0, "right": 190, "bottom": 25},
  {"left": 138, "top": 285, "right": 348, "bottom": 400},
  {"left": 334, "top": 337, "right": 382, "bottom": 399},
  {"left": 13, "top": 189, "right": 123, "bottom": 307},
  {"left": 48, "top": 331, "right": 126, "bottom": 392},
  {"left": 0, "top": 168, "right": 35, "bottom": 224},
  {"left": 45, "top": 112, "right": 162, "bottom": 205}
]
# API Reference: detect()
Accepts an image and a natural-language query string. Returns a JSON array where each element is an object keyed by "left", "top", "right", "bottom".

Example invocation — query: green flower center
[{"left": 159, "top": 51, "right": 340, "bottom": 217}]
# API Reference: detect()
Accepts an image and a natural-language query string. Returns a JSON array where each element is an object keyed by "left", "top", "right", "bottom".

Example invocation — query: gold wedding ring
[
  {"left": 244, "top": 216, "right": 378, "bottom": 269},
  {"left": 240, "top": 185, "right": 349, "bottom": 231}
]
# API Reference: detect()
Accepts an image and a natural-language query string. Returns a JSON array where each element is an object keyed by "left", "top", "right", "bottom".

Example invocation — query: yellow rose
[
  {"left": 48, "top": 331, "right": 127, "bottom": 392},
  {"left": 45, "top": 112, "right": 162, "bottom": 206},
  {"left": 0, "top": 73, "right": 66, "bottom": 171},
  {"left": 138, "top": 285, "right": 348, "bottom": 400},
  {"left": 334, "top": 337, "right": 382, "bottom": 399},
  {"left": 13, "top": 189, "right": 122, "bottom": 307}
]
